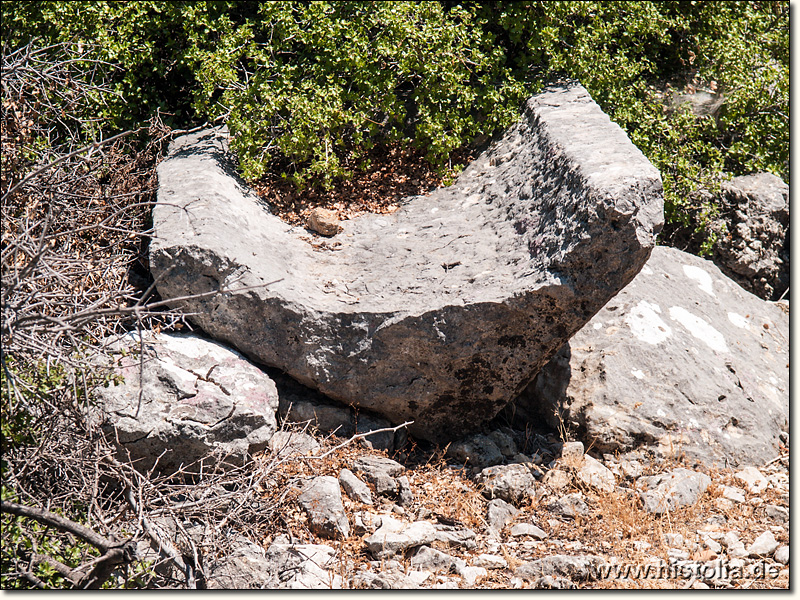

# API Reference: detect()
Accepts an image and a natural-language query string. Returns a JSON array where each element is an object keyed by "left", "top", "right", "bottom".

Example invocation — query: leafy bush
[{"left": 4, "top": 1, "right": 787, "bottom": 240}]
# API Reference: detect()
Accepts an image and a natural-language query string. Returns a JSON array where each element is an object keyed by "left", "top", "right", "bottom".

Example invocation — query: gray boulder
[
  {"left": 446, "top": 433, "right": 505, "bottom": 470},
  {"left": 151, "top": 81, "right": 663, "bottom": 443},
  {"left": 520, "top": 245, "right": 788, "bottom": 468},
  {"left": 206, "top": 540, "right": 276, "bottom": 589},
  {"left": 711, "top": 173, "right": 789, "bottom": 301},
  {"left": 260, "top": 536, "right": 343, "bottom": 589},
  {"left": 92, "top": 332, "right": 278, "bottom": 473}
]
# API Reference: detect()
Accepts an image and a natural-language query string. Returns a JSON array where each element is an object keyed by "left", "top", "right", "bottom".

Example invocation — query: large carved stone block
[{"left": 151, "top": 82, "right": 663, "bottom": 443}]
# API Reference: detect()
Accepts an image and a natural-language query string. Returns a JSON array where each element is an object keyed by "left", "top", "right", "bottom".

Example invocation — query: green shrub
[{"left": 3, "top": 1, "right": 788, "bottom": 240}]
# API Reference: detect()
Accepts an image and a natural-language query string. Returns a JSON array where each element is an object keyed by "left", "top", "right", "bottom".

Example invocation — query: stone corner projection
[{"left": 150, "top": 82, "right": 664, "bottom": 443}]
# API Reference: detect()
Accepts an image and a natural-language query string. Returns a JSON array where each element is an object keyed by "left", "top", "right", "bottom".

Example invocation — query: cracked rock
[
  {"left": 353, "top": 455, "right": 404, "bottom": 496},
  {"left": 547, "top": 493, "right": 590, "bottom": 519},
  {"left": 486, "top": 498, "right": 519, "bottom": 534},
  {"left": 92, "top": 331, "right": 279, "bottom": 474}
]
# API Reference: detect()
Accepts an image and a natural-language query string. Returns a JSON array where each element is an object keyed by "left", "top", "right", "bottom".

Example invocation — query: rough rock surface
[
  {"left": 475, "top": 463, "right": 537, "bottom": 506},
  {"left": 639, "top": 468, "right": 712, "bottom": 514},
  {"left": 516, "top": 554, "right": 605, "bottom": 582},
  {"left": 710, "top": 173, "right": 789, "bottom": 301},
  {"left": 297, "top": 476, "right": 350, "bottom": 540},
  {"left": 92, "top": 332, "right": 279, "bottom": 473},
  {"left": 151, "top": 82, "right": 663, "bottom": 443},
  {"left": 364, "top": 516, "right": 438, "bottom": 559},
  {"left": 339, "top": 469, "right": 373, "bottom": 505},
  {"left": 519, "top": 245, "right": 788, "bottom": 467}
]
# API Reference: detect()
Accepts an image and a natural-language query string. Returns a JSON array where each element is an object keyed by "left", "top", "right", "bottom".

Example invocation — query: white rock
[
  {"left": 510, "top": 523, "right": 548, "bottom": 539},
  {"left": 748, "top": 531, "right": 779, "bottom": 557},
  {"left": 560, "top": 441, "right": 585, "bottom": 465},
  {"left": 472, "top": 554, "right": 508, "bottom": 570},
  {"left": 702, "top": 536, "right": 722, "bottom": 554},
  {"left": 664, "top": 533, "right": 684, "bottom": 547},
  {"left": 365, "top": 517, "right": 438, "bottom": 559},
  {"left": 774, "top": 545, "right": 789, "bottom": 565},
  {"left": 577, "top": 455, "right": 616, "bottom": 493},
  {"left": 734, "top": 466, "right": 768, "bottom": 494},
  {"left": 721, "top": 485, "right": 746, "bottom": 503},
  {"left": 339, "top": 468, "right": 373, "bottom": 505},
  {"left": 457, "top": 565, "right": 487, "bottom": 587}
]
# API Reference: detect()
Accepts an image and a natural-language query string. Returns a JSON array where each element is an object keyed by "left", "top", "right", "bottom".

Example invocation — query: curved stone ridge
[{"left": 151, "top": 82, "right": 664, "bottom": 443}]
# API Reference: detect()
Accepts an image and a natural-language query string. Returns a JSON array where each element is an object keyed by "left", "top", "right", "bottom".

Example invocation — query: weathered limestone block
[
  {"left": 151, "top": 81, "right": 663, "bottom": 443},
  {"left": 519, "top": 245, "right": 789, "bottom": 467},
  {"left": 92, "top": 332, "right": 279, "bottom": 473}
]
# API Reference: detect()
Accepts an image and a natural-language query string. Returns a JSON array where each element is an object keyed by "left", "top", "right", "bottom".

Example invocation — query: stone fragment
[
  {"left": 411, "top": 546, "right": 462, "bottom": 573},
  {"left": 92, "top": 332, "right": 279, "bottom": 474},
  {"left": 152, "top": 82, "right": 664, "bottom": 443},
  {"left": 576, "top": 455, "right": 615, "bottom": 493},
  {"left": 547, "top": 493, "right": 589, "bottom": 519},
  {"left": 297, "top": 476, "right": 350, "bottom": 540},
  {"left": 533, "top": 575, "right": 578, "bottom": 589},
  {"left": 638, "top": 469, "right": 711, "bottom": 514},
  {"left": 353, "top": 455, "right": 403, "bottom": 496},
  {"left": 396, "top": 475, "right": 414, "bottom": 506},
  {"left": 722, "top": 532, "right": 748, "bottom": 558},
  {"left": 364, "top": 516, "right": 438, "bottom": 559},
  {"left": 210, "top": 537, "right": 342, "bottom": 589},
  {"left": 307, "top": 207, "right": 341, "bottom": 236},
  {"left": 619, "top": 460, "right": 643, "bottom": 479},
  {"left": 734, "top": 466, "right": 769, "bottom": 494},
  {"left": 486, "top": 498, "right": 519, "bottom": 534},
  {"left": 339, "top": 469, "right": 373, "bottom": 505},
  {"left": 352, "top": 511, "right": 381, "bottom": 536},
  {"left": 542, "top": 469, "right": 572, "bottom": 491},
  {"left": 711, "top": 172, "right": 789, "bottom": 300},
  {"left": 747, "top": 531, "right": 779, "bottom": 557},
  {"left": 519, "top": 246, "right": 788, "bottom": 468},
  {"left": 269, "top": 431, "right": 320, "bottom": 457},
  {"left": 352, "top": 570, "right": 424, "bottom": 590},
  {"left": 487, "top": 430, "right": 519, "bottom": 457},
  {"left": 446, "top": 434, "right": 504, "bottom": 470},
  {"left": 509, "top": 523, "right": 548, "bottom": 540},
  {"left": 720, "top": 485, "right": 746, "bottom": 503},
  {"left": 458, "top": 565, "right": 487, "bottom": 587},
  {"left": 702, "top": 536, "right": 722, "bottom": 554},
  {"left": 516, "top": 554, "right": 605, "bottom": 582},
  {"left": 560, "top": 441, "right": 585, "bottom": 466},
  {"left": 774, "top": 545, "right": 789, "bottom": 565},
  {"left": 664, "top": 533, "right": 684, "bottom": 548},
  {"left": 206, "top": 540, "right": 276, "bottom": 589},
  {"left": 354, "top": 455, "right": 405, "bottom": 476},
  {"left": 475, "top": 463, "right": 537, "bottom": 506},
  {"left": 433, "top": 525, "right": 477, "bottom": 550},
  {"left": 473, "top": 554, "right": 508, "bottom": 570},
  {"left": 765, "top": 504, "right": 789, "bottom": 523}
]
